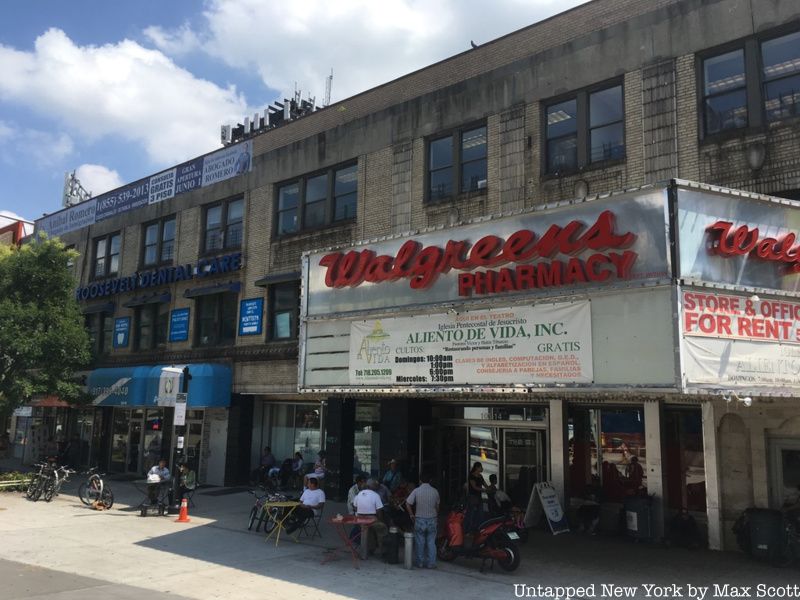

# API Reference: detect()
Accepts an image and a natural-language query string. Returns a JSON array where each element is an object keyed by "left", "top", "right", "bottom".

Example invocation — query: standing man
[
  {"left": 405, "top": 472, "right": 440, "bottom": 569},
  {"left": 382, "top": 458, "right": 404, "bottom": 492},
  {"left": 355, "top": 479, "right": 389, "bottom": 556}
]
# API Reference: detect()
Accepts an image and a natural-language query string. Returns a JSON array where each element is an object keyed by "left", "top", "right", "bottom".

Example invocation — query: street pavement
[{"left": 0, "top": 479, "right": 798, "bottom": 600}]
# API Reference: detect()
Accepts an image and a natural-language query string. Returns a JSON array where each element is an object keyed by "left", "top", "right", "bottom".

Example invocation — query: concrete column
[
  {"left": 749, "top": 418, "right": 769, "bottom": 507},
  {"left": 548, "top": 399, "right": 568, "bottom": 504},
  {"left": 644, "top": 400, "right": 666, "bottom": 540},
  {"left": 701, "top": 400, "right": 723, "bottom": 550}
]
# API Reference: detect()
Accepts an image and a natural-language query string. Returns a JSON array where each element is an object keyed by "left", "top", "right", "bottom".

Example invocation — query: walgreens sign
[
  {"left": 320, "top": 211, "right": 637, "bottom": 297},
  {"left": 304, "top": 190, "right": 670, "bottom": 316}
]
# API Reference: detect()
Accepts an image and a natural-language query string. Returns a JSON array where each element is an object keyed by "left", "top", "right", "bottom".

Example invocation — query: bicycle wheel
[
  {"left": 263, "top": 507, "right": 279, "bottom": 534},
  {"left": 78, "top": 482, "right": 91, "bottom": 505},
  {"left": 248, "top": 506, "right": 258, "bottom": 530},
  {"left": 25, "top": 475, "right": 41, "bottom": 500},
  {"left": 100, "top": 488, "right": 114, "bottom": 509}
]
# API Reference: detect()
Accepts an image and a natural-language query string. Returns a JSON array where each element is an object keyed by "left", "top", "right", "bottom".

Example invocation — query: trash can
[
  {"left": 745, "top": 508, "right": 786, "bottom": 563},
  {"left": 383, "top": 527, "right": 401, "bottom": 564},
  {"left": 624, "top": 496, "right": 652, "bottom": 541}
]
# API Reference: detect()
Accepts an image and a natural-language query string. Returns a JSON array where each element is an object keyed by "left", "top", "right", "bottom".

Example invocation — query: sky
[{"left": 0, "top": 0, "right": 590, "bottom": 223}]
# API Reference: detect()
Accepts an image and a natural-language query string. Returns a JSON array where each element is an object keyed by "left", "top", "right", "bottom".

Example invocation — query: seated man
[
  {"left": 176, "top": 462, "right": 197, "bottom": 503},
  {"left": 354, "top": 479, "right": 389, "bottom": 555},
  {"left": 146, "top": 458, "right": 171, "bottom": 505},
  {"left": 347, "top": 475, "right": 367, "bottom": 515},
  {"left": 286, "top": 476, "right": 325, "bottom": 533}
]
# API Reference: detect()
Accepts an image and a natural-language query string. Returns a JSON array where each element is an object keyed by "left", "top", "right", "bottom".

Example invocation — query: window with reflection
[
  {"left": 762, "top": 31, "right": 800, "bottom": 122},
  {"left": 204, "top": 198, "right": 243, "bottom": 252},
  {"left": 703, "top": 50, "right": 747, "bottom": 134},
  {"left": 589, "top": 86, "right": 624, "bottom": 162},
  {"left": 427, "top": 124, "right": 487, "bottom": 202},
  {"left": 92, "top": 232, "right": 121, "bottom": 278},
  {"left": 276, "top": 162, "right": 358, "bottom": 236},
  {"left": 142, "top": 216, "right": 176, "bottom": 267},
  {"left": 546, "top": 99, "right": 578, "bottom": 173}
]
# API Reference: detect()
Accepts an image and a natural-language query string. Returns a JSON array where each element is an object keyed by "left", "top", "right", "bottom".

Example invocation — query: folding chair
[
  {"left": 184, "top": 485, "right": 198, "bottom": 509},
  {"left": 299, "top": 503, "right": 324, "bottom": 540}
]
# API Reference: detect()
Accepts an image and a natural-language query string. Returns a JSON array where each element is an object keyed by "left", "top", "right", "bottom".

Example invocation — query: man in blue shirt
[{"left": 381, "top": 459, "right": 404, "bottom": 492}]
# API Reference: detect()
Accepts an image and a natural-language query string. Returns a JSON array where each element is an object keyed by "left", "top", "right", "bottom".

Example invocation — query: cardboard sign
[
  {"left": 523, "top": 482, "right": 570, "bottom": 535},
  {"left": 174, "top": 392, "right": 188, "bottom": 426}
]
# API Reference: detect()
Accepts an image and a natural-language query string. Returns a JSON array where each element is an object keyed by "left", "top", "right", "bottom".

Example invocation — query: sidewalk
[{"left": 1, "top": 481, "right": 798, "bottom": 600}]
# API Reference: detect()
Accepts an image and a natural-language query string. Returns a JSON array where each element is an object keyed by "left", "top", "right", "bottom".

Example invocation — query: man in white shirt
[
  {"left": 355, "top": 479, "right": 388, "bottom": 556},
  {"left": 146, "top": 459, "right": 171, "bottom": 505},
  {"left": 286, "top": 476, "right": 325, "bottom": 533},
  {"left": 347, "top": 475, "right": 366, "bottom": 515}
]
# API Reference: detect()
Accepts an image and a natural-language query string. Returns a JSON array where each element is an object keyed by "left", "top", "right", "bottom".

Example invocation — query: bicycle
[
  {"left": 25, "top": 460, "right": 55, "bottom": 502},
  {"left": 247, "top": 488, "right": 283, "bottom": 533},
  {"left": 42, "top": 465, "right": 75, "bottom": 502},
  {"left": 78, "top": 467, "right": 114, "bottom": 509}
]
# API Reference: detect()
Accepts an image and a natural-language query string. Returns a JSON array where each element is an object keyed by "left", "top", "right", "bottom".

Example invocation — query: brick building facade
[{"left": 25, "top": 0, "right": 800, "bottom": 549}]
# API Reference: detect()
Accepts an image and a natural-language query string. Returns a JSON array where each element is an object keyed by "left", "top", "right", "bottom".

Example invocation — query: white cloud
[
  {"left": 0, "top": 28, "right": 249, "bottom": 167},
  {"left": 0, "top": 120, "right": 74, "bottom": 166},
  {"left": 168, "top": 0, "right": 590, "bottom": 102},
  {"left": 0, "top": 120, "right": 12, "bottom": 142},
  {"left": 143, "top": 23, "right": 201, "bottom": 56},
  {"left": 75, "top": 164, "right": 124, "bottom": 196}
]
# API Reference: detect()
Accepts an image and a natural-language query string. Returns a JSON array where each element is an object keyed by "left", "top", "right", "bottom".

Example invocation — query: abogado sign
[
  {"left": 348, "top": 302, "right": 592, "bottom": 386},
  {"left": 304, "top": 189, "right": 669, "bottom": 316}
]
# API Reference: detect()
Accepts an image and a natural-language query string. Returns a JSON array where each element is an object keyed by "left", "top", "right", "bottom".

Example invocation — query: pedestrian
[
  {"left": 465, "top": 461, "right": 486, "bottom": 532},
  {"left": 405, "top": 472, "right": 440, "bottom": 569}
]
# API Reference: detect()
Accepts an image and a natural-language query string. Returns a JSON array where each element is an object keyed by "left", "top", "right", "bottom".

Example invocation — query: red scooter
[{"left": 436, "top": 504, "right": 521, "bottom": 572}]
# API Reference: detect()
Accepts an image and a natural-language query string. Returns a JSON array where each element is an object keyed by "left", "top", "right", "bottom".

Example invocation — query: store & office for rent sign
[{"left": 348, "top": 302, "right": 592, "bottom": 386}]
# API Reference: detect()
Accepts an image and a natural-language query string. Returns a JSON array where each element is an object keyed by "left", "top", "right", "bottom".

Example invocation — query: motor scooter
[{"left": 436, "top": 503, "right": 521, "bottom": 572}]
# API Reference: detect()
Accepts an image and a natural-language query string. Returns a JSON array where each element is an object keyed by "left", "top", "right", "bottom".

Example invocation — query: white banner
[
  {"left": 683, "top": 290, "right": 800, "bottom": 345},
  {"left": 348, "top": 302, "right": 592, "bottom": 386},
  {"left": 155, "top": 366, "right": 183, "bottom": 406},
  {"left": 683, "top": 336, "right": 800, "bottom": 390}
]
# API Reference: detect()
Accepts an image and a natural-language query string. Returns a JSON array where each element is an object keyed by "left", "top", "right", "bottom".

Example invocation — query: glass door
[
  {"left": 185, "top": 411, "right": 204, "bottom": 473},
  {"left": 503, "top": 430, "right": 545, "bottom": 509},
  {"left": 769, "top": 438, "right": 800, "bottom": 508},
  {"left": 419, "top": 425, "right": 435, "bottom": 481},
  {"left": 110, "top": 409, "right": 128, "bottom": 472},
  {"left": 127, "top": 410, "right": 143, "bottom": 473},
  {"left": 440, "top": 426, "right": 467, "bottom": 506}
]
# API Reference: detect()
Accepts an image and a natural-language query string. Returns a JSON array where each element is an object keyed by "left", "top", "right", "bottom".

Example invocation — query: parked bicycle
[
  {"left": 42, "top": 465, "right": 75, "bottom": 502},
  {"left": 247, "top": 488, "right": 286, "bottom": 533},
  {"left": 25, "top": 460, "right": 56, "bottom": 502},
  {"left": 78, "top": 467, "right": 114, "bottom": 509}
]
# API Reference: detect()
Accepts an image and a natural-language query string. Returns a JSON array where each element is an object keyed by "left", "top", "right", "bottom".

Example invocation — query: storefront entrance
[
  {"left": 110, "top": 408, "right": 168, "bottom": 475},
  {"left": 769, "top": 437, "right": 800, "bottom": 508},
  {"left": 428, "top": 405, "right": 548, "bottom": 507}
]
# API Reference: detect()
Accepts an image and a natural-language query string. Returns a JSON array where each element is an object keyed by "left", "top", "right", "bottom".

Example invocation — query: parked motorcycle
[
  {"left": 436, "top": 504, "right": 521, "bottom": 572},
  {"left": 501, "top": 506, "right": 529, "bottom": 544}
]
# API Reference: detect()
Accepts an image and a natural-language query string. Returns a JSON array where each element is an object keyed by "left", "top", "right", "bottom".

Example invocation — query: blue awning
[{"left": 88, "top": 363, "right": 231, "bottom": 408}]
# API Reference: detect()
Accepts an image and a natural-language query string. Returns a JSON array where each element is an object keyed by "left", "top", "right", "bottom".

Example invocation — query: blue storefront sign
[
  {"left": 113, "top": 317, "right": 131, "bottom": 348},
  {"left": 169, "top": 308, "right": 190, "bottom": 342},
  {"left": 238, "top": 298, "right": 264, "bottom": 336}
]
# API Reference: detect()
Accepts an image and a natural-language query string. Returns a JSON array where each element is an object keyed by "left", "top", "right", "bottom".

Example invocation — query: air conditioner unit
[
  {"left": 477, "top": 179, "right": 487, "bottom": 189},
  {"left": 220, "top": 125, "right": 232, "bottom": 145},
  {"left": 252, "top": 113, "right": 259, "bottom": 131},
  {"left": 243, "top": 116, "right": 250, "bottom": 133}
]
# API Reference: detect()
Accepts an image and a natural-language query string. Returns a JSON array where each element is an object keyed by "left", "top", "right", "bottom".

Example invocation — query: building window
[
  {"left": 762, "top": 31, "right": 800, "bottom": 122},
  {"left": 427, "top": 125, "right": 487, "bottom": 202},
  {"left": 268, "top": 282, "right": 299, "bottom": 340},
  {"left": 204, "top": 198, "right": 243, "bottom": 253},
  {"left": 275, "top": 163, "right": 358, "bottom": 236},
  {"left": 700, "top": 28, "right": 800, "bottom": 137},
  {"left": 92, "top": 233, "right": 121, "bottom": 278},
  {"left": 702, "top": 49, "right": 747, "bottom": 135},
  {"left": 195, "top": 293, "right": 238, "bottom": 347},
  {"left": 142, "top": 216, "right": 176, "bottom": 267},
  {"left": 134, "top": 303, "right": 169, "bottom": 351},
  {"left": 545, "top": 83, "right": 624, "bottom": 174},
  {"left": 85, "top": 312, "right": 113, "bottom": 357}
]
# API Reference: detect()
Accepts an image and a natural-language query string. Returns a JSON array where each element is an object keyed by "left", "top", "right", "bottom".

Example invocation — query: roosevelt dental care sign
[{"left": 348, "top": 302, "right": 592, "bottom": 386}]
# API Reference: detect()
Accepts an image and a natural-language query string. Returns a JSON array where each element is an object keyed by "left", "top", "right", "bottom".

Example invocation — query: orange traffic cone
[{"left": 175, "top": 497, "right": 191, "bottom": 523}]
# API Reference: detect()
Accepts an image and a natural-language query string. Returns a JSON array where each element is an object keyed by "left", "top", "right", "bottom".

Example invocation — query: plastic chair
[{"left": 299, "top": 503, "right": 325, "bottom": 540}]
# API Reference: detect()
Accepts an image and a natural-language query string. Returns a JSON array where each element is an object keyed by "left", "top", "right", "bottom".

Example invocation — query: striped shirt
[{"left": 406, "top": 483, "right": 440, "bottom": 519}]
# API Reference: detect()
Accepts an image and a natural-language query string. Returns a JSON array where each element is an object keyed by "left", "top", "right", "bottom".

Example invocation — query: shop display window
[
  {"left": 568, "top": 407, "right": 646, "bottom": 503},
  {"left": 354, "top": 402, "right": 381, "bottom": 478},
  {"left": 665, "top": 409, "right": 706, "bottom": 513}
]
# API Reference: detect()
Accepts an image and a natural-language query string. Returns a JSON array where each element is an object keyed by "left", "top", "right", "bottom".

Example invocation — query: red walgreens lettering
[
  {"left": 707, "top": 221, "right": 800, "bottom": 273},
  {"left": 320, "top": 210, "right": 636, "bottom": 289}
]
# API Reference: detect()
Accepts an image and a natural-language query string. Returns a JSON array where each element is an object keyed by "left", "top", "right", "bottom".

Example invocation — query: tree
[{"left": 0, "top": 234, "right": 90, "bottom": 412}]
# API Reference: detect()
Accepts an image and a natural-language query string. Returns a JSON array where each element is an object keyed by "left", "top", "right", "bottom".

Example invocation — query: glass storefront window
[
  {"left": 294, "top": 407, "right": 321, "bottom": 465},
  {"left": 469, "top": 426, "right": 500, "bottom": 485},
  {"left": 354, "top": 402, "right": 380, "bottom": 478},
  {"left": 568, "top": 407, "right": 646, "bottom": 503},
  {"left": 665, "top": 409, "right": 706, "bottom": 512},
  {"left": 461, "top": 406, "right": 546, "bottom": 422},
  {"left": 142, "top": 409, "right": 164, "bottom": 471}
]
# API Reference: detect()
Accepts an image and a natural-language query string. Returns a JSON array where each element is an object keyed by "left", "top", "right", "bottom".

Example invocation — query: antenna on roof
[
  {"left": 62, "top": 171, "right": 92, "bottom": 208},
  {"left": 324, "top": 69, "right": 333, "bottom": 107}
]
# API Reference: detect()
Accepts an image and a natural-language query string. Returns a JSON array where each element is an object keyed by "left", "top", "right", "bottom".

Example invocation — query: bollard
[{"left": 403, "top": 532, "right": 414, "bottom": 569}]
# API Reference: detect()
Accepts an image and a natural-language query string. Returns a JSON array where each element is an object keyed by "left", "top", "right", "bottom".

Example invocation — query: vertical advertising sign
[
  {"left": 238, "top": 298, "right": 264, "bottom": 336},
  {"left": 169, "top": 308, "right": 190, "bottom": 343},
  {"left": 148, "top": 169, "right": 176, "bottom": 204},
  {"left": 202, "top": 140, "right": 252, "bottom": 187},
  {"left": 113, "top": 317, "right": 131, "bottom": 348}
]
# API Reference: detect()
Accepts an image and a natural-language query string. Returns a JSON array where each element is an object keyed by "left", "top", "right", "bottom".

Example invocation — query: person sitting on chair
[
  {"left": 146, "top": 459, "right": 170, "bottom": 505},
  {"left": 286, "top": 476, "right": 325, "bottom": 533},
  {"left": 177, "top": 462, "right": 197, "bottom": 503}
]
